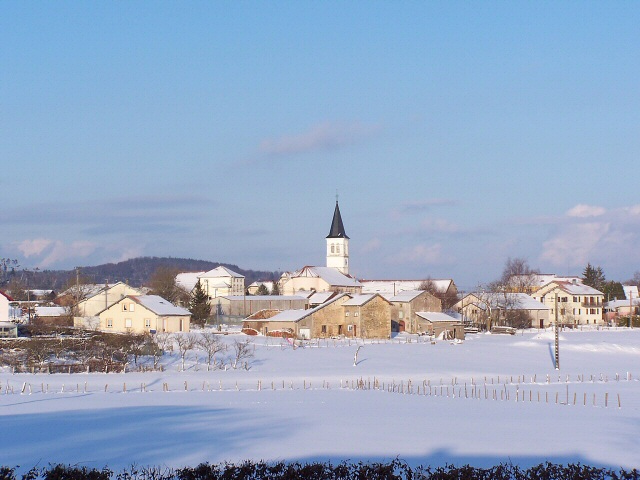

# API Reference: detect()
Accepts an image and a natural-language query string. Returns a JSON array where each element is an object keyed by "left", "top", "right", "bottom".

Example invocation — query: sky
[{"left": 1, "top": 2, "right": 639, "bottom": 289}]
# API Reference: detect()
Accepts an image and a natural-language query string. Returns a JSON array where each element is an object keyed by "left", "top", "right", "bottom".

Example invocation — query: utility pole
[{"left": 554, "top": 292, "right": 560, "bottom": 370}]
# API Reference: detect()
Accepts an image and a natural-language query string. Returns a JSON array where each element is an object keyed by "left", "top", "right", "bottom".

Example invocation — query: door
[{"left": 399, "top": 320, "right": 406, "bottom": 332}]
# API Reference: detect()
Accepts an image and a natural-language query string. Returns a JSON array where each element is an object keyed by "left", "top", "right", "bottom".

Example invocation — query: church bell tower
[{"left": 326, "top": 200, "right": 349, "bottom": 275}]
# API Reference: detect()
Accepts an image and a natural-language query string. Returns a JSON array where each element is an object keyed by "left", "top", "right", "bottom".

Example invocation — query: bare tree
[
  {"left": 232, "top": 338, "right": 254, "bottom": 369},
  {"left": 197, "top": 331, "right": 227, "bottom": 371},
  {"left": 500, "top": 257, "right": 539, "bottom": 294},
  {"left": 175, "top": 333, "right": 197, "bottom": 371},
  {"left": 148, "top": 266, "right": 183, "bottom": 304}
]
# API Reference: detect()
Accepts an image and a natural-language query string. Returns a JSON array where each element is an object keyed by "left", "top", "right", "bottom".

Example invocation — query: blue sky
[{"left": 2, "top": 2, "right": 639, "bottom": 289}]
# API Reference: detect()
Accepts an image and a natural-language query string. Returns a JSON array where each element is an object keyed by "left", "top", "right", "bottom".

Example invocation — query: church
[{"left": 279, "top": 201, "right": 363, "bottom": 296}]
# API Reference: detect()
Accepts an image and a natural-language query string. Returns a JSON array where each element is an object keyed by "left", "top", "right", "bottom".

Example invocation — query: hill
[{"left": 12, "top": 257, "right": 280, "bottom": 291}]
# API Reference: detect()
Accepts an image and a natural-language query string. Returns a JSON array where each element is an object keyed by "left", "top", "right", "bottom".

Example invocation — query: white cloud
[
  {"left": 15, "top": 239, "right": 97, "bottom": 268},
  {"left": 421, "top": 218, "right": 462, "bottom": 234},
  {"left": 566, "top": 204, "right": 606, "bottom": 218},
  {"left": 259, "top": 121, "right": 380, "bottom": 156},
  {"left": 540, "top": 222, "right": 609, "bottom": 267},
  {"left": 17, "top": 238, "right": 53, "bottom": 257},
  {"left": 624, "top": 205, "right": 640, "bottom": 216}
]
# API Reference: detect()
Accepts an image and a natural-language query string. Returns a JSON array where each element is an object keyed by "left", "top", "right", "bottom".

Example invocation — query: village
[{"left": 1, "top": 201, "right": 638, "bottom": 351}]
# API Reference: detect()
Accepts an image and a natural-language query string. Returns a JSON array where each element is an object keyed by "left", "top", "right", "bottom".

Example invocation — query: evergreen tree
[
  {"left": 582, "top": 263, "right": 606, "bottom": 291},
  {"left": 601, "top": 280, "right": 626, "bottom": 302},
  {"left": 255, "top": 283, "right": 269, "bottom": 295},
  {"left": 189, "top": 280, "right": 211, "bottom": 327},
  {"left": 271, "top": 281, "right": 281, "bottom": 295}
]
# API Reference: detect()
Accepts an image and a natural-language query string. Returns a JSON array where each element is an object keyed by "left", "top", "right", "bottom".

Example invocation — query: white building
[
  {"left": 176, "top": 266, "right": 245, "bottom": 299},
  {"left": 532, "top": 280, "right": 605, "bottom": 325}
]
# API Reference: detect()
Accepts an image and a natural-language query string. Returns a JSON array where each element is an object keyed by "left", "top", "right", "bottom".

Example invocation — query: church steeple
[
  {"left": 326, "top": 201, "right": 349, "bottom": 239},
  {"left": 326, "top": 200, "right": 349, "bottom": 274}
]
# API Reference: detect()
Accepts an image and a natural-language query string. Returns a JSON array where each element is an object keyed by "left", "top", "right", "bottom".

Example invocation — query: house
[
  {"left": 623, "top": 285, "right": 639, "bottom": 301},
  {"left": 242, "top": 293, "right": 352, "bottom": 339},
  {"left": 0, "top": 321, "right": 18, "bottom": 338},
  {"left": 74, "top": 282, "right": 144, "bottom": 317},
  {"left": 604, "top": 298, "right": 640, "bottom": 322},
  {"left": 89, "top": 295, "right": 191, "bottom": 334},
  {"left": 0, "top": 290, "right": 13, "bottom": 323},
  {"left": 507, "top": 274, "right": 584, "bottom": 294},
  {"left": 280, "top": 266, "right": 362, "bottom": 295},
  {"left": 247, "top": 281, "right": 275, "bottom": 295},
  {"left": 387, "top": 290, "right": 441, "bottom": 333},
  {"left": 176, "top": 266, "right": 245, "bottom": 299},
  {"left": 455, "top": 292, "right": 550, "bottom": 329},
  {"left": 341, "top": 294, "right": 392, "bottom": 339},
  {"left": 361, "top": 279, "right": 458, "bottom": 309},
  {"left": 531, "top": 280, "right": 605, "bottom": 325},
  {"left": 415, "top": 312, "right": 465, "bottom": 339},
  {"left": 34, "top": 306, "right": 71, "bottom": 326},
  {"left": 216, "top": 295, "right": 309, "bottom": 317}
]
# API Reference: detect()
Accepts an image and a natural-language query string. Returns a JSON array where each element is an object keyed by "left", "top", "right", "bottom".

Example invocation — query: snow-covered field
[{"left": 1, "top": 328, "right": 639, "bottom": 471}]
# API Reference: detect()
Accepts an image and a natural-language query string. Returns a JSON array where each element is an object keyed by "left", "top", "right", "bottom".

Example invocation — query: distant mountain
[{"left": 10, "top": 257, "right": 281, "bottom": 291}]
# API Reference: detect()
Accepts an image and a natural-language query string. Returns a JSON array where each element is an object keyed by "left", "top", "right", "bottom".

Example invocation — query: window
[
  {"left": 125, "top": 318, "right": 132, "bottom": 328},
  {"left": 145, "top": 318, "right": 151, "bottom": 328},
  {"left": 107, "top": 318, "right": 113, "bottom": 328},
  {"left": 129, "top": 303, "right": 135, "bottom": 312},
  {"left": 573, "top": 297, "right": 578, "bottom": 303},
  {"left": 331, "top": 244, "right": 335, "bottom": 253},
  {"left": 347, "top": 325, "right": 353, "bottom": 331},
  {"left": 321, "top": 325, "right": 327, "bottom": 334},
  {"left": 336, "top": 245, "right": 340, "bottom": 253},
  {"left": 399, "top": 311, "right": 404, "bottom": 319},
  {"left": 122, "top": 304, "right": 128, "bottom": 312},
  {"left": 354, "top": 312, "right": 359, "bottom": 317},
  {"left": 345, "top": 311, "right": 350, "bottom": 317}
]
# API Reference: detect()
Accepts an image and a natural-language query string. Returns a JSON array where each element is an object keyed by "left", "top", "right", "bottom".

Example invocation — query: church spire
[{"left": 326, "top": 200, "right": 349, "bottom": 239}]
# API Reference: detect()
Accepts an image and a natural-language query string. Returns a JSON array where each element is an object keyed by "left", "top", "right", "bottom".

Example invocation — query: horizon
[{"left": 2, "top": 2, "right": 639, "bottom": 288}]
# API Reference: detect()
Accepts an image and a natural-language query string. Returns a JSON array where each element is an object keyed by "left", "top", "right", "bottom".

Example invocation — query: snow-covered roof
[
  {"left": 201, "top": 266, "right": 244, "bottom": 278},
  {"left": 416, "top": 312, "right": 460, "bottom": 323},
  {"left": 308, "top": 291, "right": 335, "bottom": 305},
  {"left": 293, "top": 290, "right": 315, "bottom": 298},
  {"left": 464, "top": 293, "right": 549, "bottom": 310},
  {"left": 265, "top": 309, "right": 311, "bottom": 322},
  {"left": 388, "top": 290, "right": 425, "bottom": 302},
  {"left": 605, "top": 299, "right": 640, "bottom": 309},
  {"left": 222, "top": 295, "right": 307, "bottom": 301},
  {"left": 129, "top": 295, "right": 191, "bottom": 316},
  {"left": 60, "top": 283, "right": 109, "bottom": 299},
  {"left": 623, "top": 285, "right": 639, "bottom": 300},
  {"left": 343, "top": 294, "right": 379, "bottom": 306},
  {"left": 511, "top": 274, "right": 583, "bottom": 289},
  {"left": 175, "top": 272, "right": 205, "bottom": 292},
  {"left": 35, "top": 306, "right": 66, "bottom": 317},
  {"left": 361, "top": 279, "right": 452, "bottom": 295},
  {"left": 290, "top": 266, "right": 361, "bottom": 287},
  {"left": 544, "top": 281, "right": 604, "bottom": 296}
]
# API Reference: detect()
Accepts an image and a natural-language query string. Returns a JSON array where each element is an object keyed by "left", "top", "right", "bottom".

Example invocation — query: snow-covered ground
[{"left": 1, "top": 328, "right": 639, "bottom": 470}]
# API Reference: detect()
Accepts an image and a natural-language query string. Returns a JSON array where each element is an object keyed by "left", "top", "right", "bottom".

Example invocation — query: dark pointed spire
[{"left": 326, "top": 201, "right": 349, "bottom": 239}]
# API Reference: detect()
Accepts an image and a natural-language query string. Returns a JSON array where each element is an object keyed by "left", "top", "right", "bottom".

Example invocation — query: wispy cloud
[
  {"left": 399, "top": 199, "right": 457, "bottom": 213},
  {"left": 566, "top": 204, "right": 606, "bottom": 218},
  {"left": 258, "top": 121, "right": 381, "bottom": 157}
]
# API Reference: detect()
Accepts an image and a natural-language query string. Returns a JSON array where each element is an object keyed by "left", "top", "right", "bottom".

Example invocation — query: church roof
[{"left": 326, "top": 201, "right": 349, "bottom": 239}]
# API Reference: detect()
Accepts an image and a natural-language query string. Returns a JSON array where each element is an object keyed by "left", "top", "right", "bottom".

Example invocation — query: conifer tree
[
  {"left": 582, "top": 263, "right": 606, "bottom": 291},
  {"left": 271, "top": 281, "right": 281, "bottom": 295},
  {"left": 255, "top": 283, "right": 269, "bottom": 295},
  {"left": 189, "top": 280, "right": 211, "bottom": 327}
]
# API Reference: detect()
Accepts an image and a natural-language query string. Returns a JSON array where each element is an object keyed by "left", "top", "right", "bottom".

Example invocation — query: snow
[
  {"left": 131, "top": 295, "right": 191, "bottom": 316},
  {"left": 1, "top": 328, "right": 639, "bottom": 470}
]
